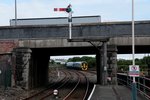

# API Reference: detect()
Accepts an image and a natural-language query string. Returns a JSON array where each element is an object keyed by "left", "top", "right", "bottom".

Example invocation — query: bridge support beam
[
  {"left": 96, "top": 42, "right": 108, "bottom": 85},
  {"left": 96, "top": 50, "right": 102, "bottom": 84},
  {"left": 30, "top": 51, "right": 49, "bottom": 89},
  {"left": 12, "top": 47, "right": 32, "bottom": 90}
]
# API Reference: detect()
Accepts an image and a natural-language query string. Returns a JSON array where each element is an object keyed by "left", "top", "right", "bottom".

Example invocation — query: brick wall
[{"left": 0, "top": 40, "right": 18, "bottom": 54}]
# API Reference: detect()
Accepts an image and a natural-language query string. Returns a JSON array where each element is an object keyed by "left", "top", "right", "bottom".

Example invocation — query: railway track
[
  {"left": 63, "top": 71, "right": 89, "bottom": 100},
  {"left": 22, "top": 70, "right": 70, "bottom": 100},
  {"left": 22, "top": 69, "right": 94, "bottom": 100}
]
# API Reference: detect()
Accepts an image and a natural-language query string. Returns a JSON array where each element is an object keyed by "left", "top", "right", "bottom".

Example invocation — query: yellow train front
[
  {"left": 81, "top": 62, "right": 88, "bottom": 70},
  {"left": 66, "top": 61, "right": 88, "bottom": 71}
]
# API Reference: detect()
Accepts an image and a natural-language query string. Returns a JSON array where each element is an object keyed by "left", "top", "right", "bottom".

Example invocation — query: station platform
[{"left": 88, "top": 85, "right": 147, "bottom": 100}]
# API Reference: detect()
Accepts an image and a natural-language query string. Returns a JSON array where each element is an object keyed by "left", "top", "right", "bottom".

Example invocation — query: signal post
[{"left": 54, "top": 4, "right": 72, "bottom": 39}]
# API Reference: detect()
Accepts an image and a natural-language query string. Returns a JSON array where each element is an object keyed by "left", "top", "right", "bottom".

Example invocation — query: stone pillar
[
  {"left": 107, "top": 46, "right": 118, "bottom": 85},
  {"left": 12, "top": 47, "right": 32, "bottom": 90}
]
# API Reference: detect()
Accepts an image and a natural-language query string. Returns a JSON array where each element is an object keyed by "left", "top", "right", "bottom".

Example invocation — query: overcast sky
[
  {"left": 1, "top": 0, "right": 150, "bottom": 26},
  {"left": 0, "top": 0, "right": 150, "bottom": 59}
]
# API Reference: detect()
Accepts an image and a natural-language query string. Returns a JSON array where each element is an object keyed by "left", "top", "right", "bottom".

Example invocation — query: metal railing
[{"left": 117, "top": 73, "right": 150, "bottom": 99}]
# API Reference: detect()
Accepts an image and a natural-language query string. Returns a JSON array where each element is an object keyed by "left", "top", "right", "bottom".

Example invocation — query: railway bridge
[{"left": 0, "top": 20, "right": 150, "bottom": 91}]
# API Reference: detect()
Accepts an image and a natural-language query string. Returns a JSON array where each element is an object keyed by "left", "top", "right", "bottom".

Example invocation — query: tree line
[
  {"left": 67, "top": 56, "right": 150, "bottom": 72},
  {"left": 50, "top": 55, "right": 150, "bottom": 72},
  {"left": 68, "top": 56, "right": 96, "bottom": 68}
]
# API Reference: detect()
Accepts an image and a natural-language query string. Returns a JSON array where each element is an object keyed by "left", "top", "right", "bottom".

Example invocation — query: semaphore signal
[
  {"left": 54, "top": 4, "right": 72, "bottom": 13},
  {"left": 54, "top": 8, "right": 66, "bottom": 12},
  {"left": 54, "top": 4, "right": 73, "bottom": 39}
]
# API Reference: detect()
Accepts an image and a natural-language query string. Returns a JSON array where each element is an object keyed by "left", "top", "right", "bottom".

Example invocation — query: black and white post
[
  {"left": 68, "top": 12, "right": 72, "bottom": 39},
  {"left": 54, "top": 4, "right": 72, "bottom": 39}
]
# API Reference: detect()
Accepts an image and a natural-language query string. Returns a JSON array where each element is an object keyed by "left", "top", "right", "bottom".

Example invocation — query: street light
[
  {"left": 132, "top": 0, "right": 135, "bottom": 66},
  {"left": 15, "top": 0, "right": 17, "bottom": 26},
  {"left": 132, "top": 0, "right": 137, "bottom": 100}
]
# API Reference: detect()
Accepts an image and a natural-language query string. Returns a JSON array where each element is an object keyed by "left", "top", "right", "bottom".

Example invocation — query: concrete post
[
  {"left": 12, "top": 47, "right": 32, "bottom": 90},
  {"left": 96, "top": 42, "right": 108, "bottom": 85},
  {"left": 102, "top": 42, "right": 108, "bottom": 85}
]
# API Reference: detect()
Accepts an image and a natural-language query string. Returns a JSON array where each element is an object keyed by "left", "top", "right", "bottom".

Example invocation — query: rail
[{"left": 117, "top": 73, "right": 150, "bottom": 100}]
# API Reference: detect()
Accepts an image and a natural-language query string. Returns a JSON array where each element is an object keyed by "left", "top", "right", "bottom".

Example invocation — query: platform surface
[{"left": 89, "top": 85, "right": 148, "bottom": 100}]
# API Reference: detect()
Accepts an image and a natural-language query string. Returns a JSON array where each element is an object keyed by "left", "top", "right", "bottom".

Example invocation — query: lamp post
[
  {"left": 132, "top": 0, "right": 137, "bottom": 100},
  {"left": 132, "top": 0, "right": 135, "bottom": 66},
  {"left": 15, "top": 0, "right": 17, "bottom": 26}
]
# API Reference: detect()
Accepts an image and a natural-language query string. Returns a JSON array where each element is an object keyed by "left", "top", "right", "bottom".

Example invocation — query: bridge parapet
[
  {"left": 0, "top": 21, "right": 150, "bottom": 50},
  {"left": 0, "top": 20, "right": 150, "bottom": 40}
]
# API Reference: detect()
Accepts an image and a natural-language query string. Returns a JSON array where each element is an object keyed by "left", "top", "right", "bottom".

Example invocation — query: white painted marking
[{"left": 88, "top": 84, "right": 96, "bottom": 100}]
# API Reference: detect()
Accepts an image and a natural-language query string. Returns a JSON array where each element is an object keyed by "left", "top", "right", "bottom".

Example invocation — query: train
[
  {"left": 10, "top": 15, "right": 101, "bottom": 26},
  {"left": 66, "top": 61, "right": 88, "bottom": 70}
]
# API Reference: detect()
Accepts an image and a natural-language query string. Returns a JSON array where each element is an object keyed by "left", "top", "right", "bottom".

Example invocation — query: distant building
[{"left": 54, "top": 59, "right": 67, "bottom": 65}]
